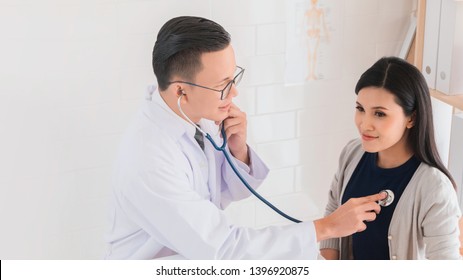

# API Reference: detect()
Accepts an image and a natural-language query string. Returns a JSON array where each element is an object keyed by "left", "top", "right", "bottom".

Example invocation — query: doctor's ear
[{"left": 177, "top": 88, "right": 186, "bottom": 96}]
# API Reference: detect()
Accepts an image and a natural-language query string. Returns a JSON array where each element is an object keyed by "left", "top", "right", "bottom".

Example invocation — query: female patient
[{"left": 320, "top": 57, "right": 461, "bottom": 260}]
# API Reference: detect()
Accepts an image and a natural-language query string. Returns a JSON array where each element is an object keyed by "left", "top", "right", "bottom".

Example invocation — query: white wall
[{"left": 0, "top": 0, "right": 416, "bottom": 259}]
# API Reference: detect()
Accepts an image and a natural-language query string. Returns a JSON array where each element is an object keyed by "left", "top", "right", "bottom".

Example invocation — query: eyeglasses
[{"left": 168, "top": 66, "right": 245, "bottom": 100}]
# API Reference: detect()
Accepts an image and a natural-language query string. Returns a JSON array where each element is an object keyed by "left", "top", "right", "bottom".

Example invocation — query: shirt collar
[{"left": 144, "top": 84, "right": 197, "bottom": 139}]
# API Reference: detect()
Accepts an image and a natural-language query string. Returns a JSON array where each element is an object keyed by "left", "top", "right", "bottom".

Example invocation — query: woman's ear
[{"left": 407, "top": 111, "right": 416, "bottom": 129}]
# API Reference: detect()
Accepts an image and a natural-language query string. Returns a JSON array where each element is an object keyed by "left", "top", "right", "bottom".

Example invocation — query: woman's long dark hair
[{"left": 355, "top": 56, "right": 457, "bottom": 190}]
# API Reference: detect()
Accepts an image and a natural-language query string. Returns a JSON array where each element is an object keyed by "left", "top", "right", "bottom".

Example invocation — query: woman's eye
[
  {"left": 375, "top": 111, "right": 386, "bottom": 117},
  {"left": 355, "top": 106, "right": 364, "bottom": 112}
]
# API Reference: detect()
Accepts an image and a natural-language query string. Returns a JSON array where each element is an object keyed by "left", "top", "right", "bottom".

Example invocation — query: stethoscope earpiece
[{"left": 378, "top": 189, "right": 394, "bottom": 207}]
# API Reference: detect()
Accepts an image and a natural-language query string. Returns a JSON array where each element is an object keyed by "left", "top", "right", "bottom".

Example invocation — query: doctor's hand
[
  {"left": 313, "top": 192, "right": 387, "bottom": 242},
  {"left": 217, "top": 103, "right": 249, "bottom": 165}
]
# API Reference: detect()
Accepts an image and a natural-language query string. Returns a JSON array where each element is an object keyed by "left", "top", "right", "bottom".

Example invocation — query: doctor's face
[
  {"left": 355, "top": 87, "right": 413, "bottom": 155},
  {"left": 184, "top": 44, "right": 240, "bottom": 123}
]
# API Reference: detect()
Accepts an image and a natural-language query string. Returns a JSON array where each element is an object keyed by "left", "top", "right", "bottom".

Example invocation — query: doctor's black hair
[
  {"left": 152, "top": 16, "right": 231, "bottom": 91},
  {"left": 355, "top": 56, "right": 457, "bottom": 190}
]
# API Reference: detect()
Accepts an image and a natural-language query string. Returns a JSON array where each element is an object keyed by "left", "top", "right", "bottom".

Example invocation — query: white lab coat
[{"left": 104, "top": 85, "right": 319, "bottom": 259}]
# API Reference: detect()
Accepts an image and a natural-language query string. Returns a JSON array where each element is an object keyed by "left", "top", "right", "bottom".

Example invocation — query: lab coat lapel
[{"left": 145, "top": 85, "right": 217, "bottom": 204}]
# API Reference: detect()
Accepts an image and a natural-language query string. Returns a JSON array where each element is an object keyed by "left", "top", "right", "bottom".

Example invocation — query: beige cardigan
[{"left": 320, "top": 139, "right": 461, "bottom": 260}]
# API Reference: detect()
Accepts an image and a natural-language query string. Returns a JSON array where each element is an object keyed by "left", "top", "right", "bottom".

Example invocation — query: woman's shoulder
[
  {"left": 333, "top": 138, "right": 365, "bottom": 173},
  {"left": 414, "top": 163, "right": 452, "bottom": 186},
  {"left": 411, "top": 162, "right": 456, "bottom": 199},
  {"left": 339, "top": 138, "right": 363, "bottom": 159},
  {"left": 344, "top": 138, "right": 362, "bottom": 149}
]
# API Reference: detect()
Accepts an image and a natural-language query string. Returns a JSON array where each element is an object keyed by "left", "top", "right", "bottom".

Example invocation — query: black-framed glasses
[{"left": 168, "top": 66, "right": 245, "bottom": 100}]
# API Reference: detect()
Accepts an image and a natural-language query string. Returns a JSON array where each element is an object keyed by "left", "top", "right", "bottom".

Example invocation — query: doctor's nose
[{"left": 227, "top": 83, "right": 239, "bottom": 99}]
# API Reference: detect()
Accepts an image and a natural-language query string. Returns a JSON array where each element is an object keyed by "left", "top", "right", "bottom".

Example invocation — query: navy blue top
[{"left": 341, "top": 152, "right": 421, "bottom": 260}]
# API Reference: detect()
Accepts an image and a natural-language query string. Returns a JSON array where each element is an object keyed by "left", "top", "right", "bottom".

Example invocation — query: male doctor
[{"left": 105, "top": 16, "right": 385, "bottom": 259}]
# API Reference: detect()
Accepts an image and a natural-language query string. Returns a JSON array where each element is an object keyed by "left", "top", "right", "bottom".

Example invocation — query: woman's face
[{"left": 355, "top": 87, "right": 414, "bottom": 154}]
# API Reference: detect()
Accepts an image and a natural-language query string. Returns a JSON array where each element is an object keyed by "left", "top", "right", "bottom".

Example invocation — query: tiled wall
[{"left": 0, "top": 0, "right": 416, "bottom": 259}]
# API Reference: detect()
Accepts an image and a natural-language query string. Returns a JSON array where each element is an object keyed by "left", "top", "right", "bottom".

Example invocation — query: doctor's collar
[
  {"left": 145, "top": 83, "right": 198, "bottom": 139},
  {"left": 145, "top": 84, "right": 158, "bottom": 101}
]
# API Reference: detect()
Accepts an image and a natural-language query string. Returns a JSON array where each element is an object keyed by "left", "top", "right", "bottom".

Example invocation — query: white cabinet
[
  {"left": 448, "top": 113, "right": 463, "bottom": 208},
  {"left": 422, "top": 0, "right": 463, "bottom": 95},
  {"left": 422, "top": 0, "right": 442, "bottom": 88},
  {"left": 431, "top": 98, "right": 454, "bottom": 166}
]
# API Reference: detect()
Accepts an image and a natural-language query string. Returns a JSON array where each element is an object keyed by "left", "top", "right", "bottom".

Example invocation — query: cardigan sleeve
[{"left": 419, "top": 170, "right": 462, "bottom": 260}]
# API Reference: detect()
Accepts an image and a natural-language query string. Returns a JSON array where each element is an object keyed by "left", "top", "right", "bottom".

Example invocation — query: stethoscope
[
  {"left": 378, "top": 189, "right": 394, "bottom": 207},
  {"left": 177, "top": 94, "right": 395, "bottom": 223}
]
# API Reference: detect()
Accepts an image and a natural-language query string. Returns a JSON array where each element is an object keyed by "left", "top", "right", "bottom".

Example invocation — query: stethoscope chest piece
[{"left": 378, "top": 189, "right": 394, "bottom": 207}]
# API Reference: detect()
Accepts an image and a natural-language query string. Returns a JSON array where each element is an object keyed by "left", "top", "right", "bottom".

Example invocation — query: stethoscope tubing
[
  {"left": 178, "top": 94, "right": 302, "bottom": 223},
  {"left": 206, "top": 128, "right": 302, "bottom": 223}
]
